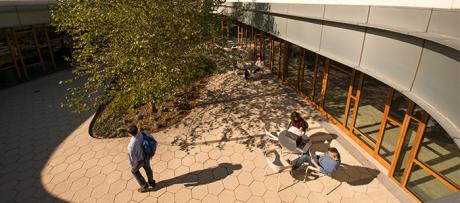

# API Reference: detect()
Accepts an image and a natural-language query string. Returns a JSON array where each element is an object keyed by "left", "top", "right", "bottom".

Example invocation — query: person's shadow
[{"left": 152, "top": 163, "right": 242, "bottom": 191}]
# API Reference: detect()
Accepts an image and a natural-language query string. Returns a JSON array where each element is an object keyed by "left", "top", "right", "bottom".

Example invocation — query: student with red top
[{"left": 287, "top": 111, "right": 309, "bottom": 136}]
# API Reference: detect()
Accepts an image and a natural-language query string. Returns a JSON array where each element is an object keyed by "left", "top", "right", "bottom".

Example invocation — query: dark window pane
[
  {"left": 378, "top": 121, "right": 402, "bottom": 163},
  {"left": 393, "top": 120, "right": 419, "bottom": 181},
  {"left": 287, "top": 44, "right": 301, "bottom": 86},
  {"left": 313, "top": 57, "right": 325, "bottom": 105},
  {"left": 263, "top": 37, "right": 270, "bottom": 66},
  {"left": 389, "top": 91, "right": 409, "bottom": 123},
  {"left": 301, "top": 51, "right": 316, "bottom": 98},
  {"left": 272, "top": 40, "right": 280, "bottom": 75},
  {"left": 354, "top": 75, "right": 389, "bottom": 149},
  {"left": 323, "top": 63, "right": 352, "bottom": 123},
  {"left": 407, "top": 164, "right": 456, "bottom": 201},
  {"left": 417, "top": 117, "right": 460, "bottom": 188}
]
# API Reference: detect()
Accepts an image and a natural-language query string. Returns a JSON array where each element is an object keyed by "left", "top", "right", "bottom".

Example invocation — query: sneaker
[
  {"left": 148, "top": 180, "right": 156, "bottom": 188},
  {"left": 286, "top": 159, "right": 292, "bottom": 165},
  {"left": 137, "top": 187, "right": 149, "bottom": 193}
]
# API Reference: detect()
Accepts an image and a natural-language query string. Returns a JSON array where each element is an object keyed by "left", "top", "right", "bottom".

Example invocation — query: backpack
[{"left": 141, "top": 132, "right": 157, "bottom": 159}]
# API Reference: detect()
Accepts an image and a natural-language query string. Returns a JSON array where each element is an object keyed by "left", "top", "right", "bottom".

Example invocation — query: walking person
[{"left": 127, "top": 124, "right": 157, "bottom": 193}]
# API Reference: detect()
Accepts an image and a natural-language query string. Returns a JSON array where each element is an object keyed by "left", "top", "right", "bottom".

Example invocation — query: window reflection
[
  {"left": 301, "top": 51, "right": 316, "bottom": 98},
  {"left": 393, "top": 120, "right": 419, "bottom": 181},
  {"left": 353, "top": 75, "right": 389, "bottom": 149},
  {"left": 407, "top": 164, "right": 456, "bottom": 201},
  {"left": 389, "top": 91, "right": 409, "bottom": 123},
  {"left": 323, "top": 62, "right": 352, "bottom": 123},
  {"left": 417, "top": 117, "right": 460, "bottom": 188},
  {"left": 287, "top": 44, "right": 301, "bottom": 86}
]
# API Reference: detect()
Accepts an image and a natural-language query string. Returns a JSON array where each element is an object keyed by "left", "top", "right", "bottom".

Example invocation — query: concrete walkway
[{"left": 0, "top": 70, "right": 401, "bottom": 203}]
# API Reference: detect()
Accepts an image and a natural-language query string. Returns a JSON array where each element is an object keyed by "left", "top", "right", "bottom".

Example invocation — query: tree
[{"left": 51, "top": 0, "right": 227, "bottom": 115}]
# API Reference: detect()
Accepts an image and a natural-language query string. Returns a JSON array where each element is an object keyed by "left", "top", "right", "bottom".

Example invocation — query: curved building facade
[{"left": 220, "top": 1, "right": 460, "bottom": 202}]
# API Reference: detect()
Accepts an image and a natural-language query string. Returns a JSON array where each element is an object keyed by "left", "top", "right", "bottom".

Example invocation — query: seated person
[
  {"left": 287, "top": 111, "right": 309, "bottom": 136},
  {"left": 254, "top": 56, "right": 264, "bottom": 72},
  {"left": 289, "top": 147, "right": 341, "bottom": 174}
]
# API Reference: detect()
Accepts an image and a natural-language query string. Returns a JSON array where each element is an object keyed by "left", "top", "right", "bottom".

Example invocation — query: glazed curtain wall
[
  {"left": 223, "top": 21, "right": 460, "bottom": 202},
  {"left": 219, "top": 4, "right": 460, "bottom": 153}
]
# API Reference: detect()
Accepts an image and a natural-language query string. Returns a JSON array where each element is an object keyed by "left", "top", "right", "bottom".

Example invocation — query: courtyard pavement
[{"left": 0, "top": 70, "right": 402, "bottom": 203}]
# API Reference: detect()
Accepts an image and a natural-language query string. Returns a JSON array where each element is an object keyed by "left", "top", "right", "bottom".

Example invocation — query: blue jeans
[
  {"left": 292, "top": 154, "right": 315, "bottom": 170},
  {"left": 132, "top": 159, "right": 155, "bottom": 188}
]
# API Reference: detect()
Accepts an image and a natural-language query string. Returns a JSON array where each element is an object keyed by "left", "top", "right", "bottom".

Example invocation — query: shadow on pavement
[
  {"left": 0, "top": 70, "right": 92, "bottom": 202},
  {"left": 152, "top": 163, "right": 242, "bottom": 190}
]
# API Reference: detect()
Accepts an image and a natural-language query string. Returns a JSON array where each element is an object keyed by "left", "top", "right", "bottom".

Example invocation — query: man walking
[{"left": 127, "top": 125, "right": 156, "bottom": 193}]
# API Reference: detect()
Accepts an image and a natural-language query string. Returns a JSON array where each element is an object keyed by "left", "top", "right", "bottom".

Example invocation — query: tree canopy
[{"left": 52, "top": 0, "right": 227, "bottom": 114}]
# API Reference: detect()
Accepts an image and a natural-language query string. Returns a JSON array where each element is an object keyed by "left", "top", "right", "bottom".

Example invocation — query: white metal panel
[
  {"left": 285, "top": 18, "right": 322, "bottom": 52},
  {"left": 428, "top": 9, "right": 460, "bottom": 39},
  {"left": 286, "top": 4, "right": 324, "bottom": 19},
  {"left": 411, "top": 41, "right": 460, "bottom": 139},
  {"left": 324, "top": 5, "right": 369, "bottom": 23},
  {"left": 368, "top": 6, "right": 431, "bottom": 32},
  {"left": 17, "top": 5, "right": 50, "bottom": 25},
  {"left": 271, "top": 16, "right": 287, "bottom": 38},
  {"left": 360, "top": 29, "right": 424, "bottom": 91},
  {"left": 320, "top": 22, "right": 365, "bottom": 67},
  {"left": 268, "top": 3, "right": 288, "bottom": 14},
  {"left": 0, "top": 6, "right": 20, "bottom": 28}
]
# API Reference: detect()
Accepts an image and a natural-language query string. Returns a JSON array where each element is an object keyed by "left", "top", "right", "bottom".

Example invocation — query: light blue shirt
[
  {"left": 127, "top": 133, "right": 144, "bottom": 169},
  {"left": 318, "top": 153, "right": 340, "bottom": 174}
]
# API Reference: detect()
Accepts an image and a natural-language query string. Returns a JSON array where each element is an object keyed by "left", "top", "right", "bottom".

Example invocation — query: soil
[{"left": 91, "top": 77, "right": 209, "bottom": 138}]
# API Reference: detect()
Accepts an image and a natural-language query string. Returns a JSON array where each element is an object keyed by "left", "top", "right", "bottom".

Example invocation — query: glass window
[
  {"left": 300, "top": 51, "right": 316, "bottom": 98},
  {"left": 353, "top": 75, "right": 389, "bottom": 149},
  {"left": 263, "top": 36, "right": 270, "bottom": 66},
  {"left": 416, "top": 117, "right": 460, "bottom": 188},
  {"left": 323, "top": 62, "right": 352, "bottom": 124},
  {"left": 393, "top": 119, "right": 419, "bottom": 181},
  {"left": 389, "top": 91, "right": 409, "bottom": 123},
  {"left": 287, "top": 44, "right": 301, "bottom": 87},
  {"left": 272, "top": 40, "right": 281, "bottom": 75},
  {"left": 407, "top": 164, "right": 456, "bottom": 201},
  {"left": 313, "top": 57, "right": 326, "bottom": 105},
  {"left": 378, "top": 121, "right": 402, "bottom": 163}
]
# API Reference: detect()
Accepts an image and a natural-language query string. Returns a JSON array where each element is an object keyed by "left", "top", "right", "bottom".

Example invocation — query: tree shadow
[{"left": 152, "top": 163, "right": 242, "bottom": 191}]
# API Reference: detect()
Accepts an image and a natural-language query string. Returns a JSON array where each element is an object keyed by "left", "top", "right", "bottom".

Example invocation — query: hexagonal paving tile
[
  {"left": 202, "top": 194, "right": 219, "bottom": 203},
  {"left": 191, "top": 185, "right": 208, "bottom": 200},
  {"left": 158, "top": 191, "right": 175, "bottom": 202},
  {"left": 175, "top": 165, "right": 190, "bottom": 177},
  {"left": 222, "top": 176, "right": 239, "bottom": 190},
  {"left": 208, "top": 149, "right": 222, "bottom": 160},
  {"left": 167, "top": 159, "right": 182, "bottom": 170},
  {"left": 88, "top": 174, "right": 106, "bottom": 187},
  {"left": 174, "top": 188, "right": 192, "bottom": 203},
  {"left": 195, "top": 152, "right": 209, "bottom": 163},
  {"left": 109, "top": 179, "right": 127, "bottom": 194},
  {"left": 237, "top": 171, "right": 254, "bottom": 186},
  {"left": 234, "top": 185, "right": 251, "bottom": 201},
  {"left": 154, "top": 160, "right": 167, "bottom": 173},
  {"left": 248, "top": 196, "right": 265, "bottom": 203},
  {"left": 114, "top": 190, "right": 132, "bottom": 203},
  {"left": 181, "top": 156, "right": 195, "bottom": 166},
  {"left": 207, "top": 181, "right": 224, "bottom": 195},
  {"left": 249, "top": 181, "right": 266, "bottom": 196},
  {"left": 230, "top": 153, "right": 244, "bottom": 163},
  {"left": 105, "top": 170, "right": 122, "bottom": 184},
  {"left": 218, "top": 189, "right": 236, "bottom": 203},
  {"left": 241, "top": 160, "right": 255, "bottom": 172},
  {"left": 263, "top": 190, "right": 282, "bottom": 203}
]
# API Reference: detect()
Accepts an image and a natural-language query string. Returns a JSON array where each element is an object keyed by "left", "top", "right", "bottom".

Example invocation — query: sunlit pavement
[{"left": 0, "top": 70, "right": 401, "bottom": 202}]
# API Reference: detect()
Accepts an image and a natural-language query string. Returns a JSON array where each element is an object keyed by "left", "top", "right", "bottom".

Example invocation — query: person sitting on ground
[
  {"left": 289, "top": 147, "right": 341, "bottom": 174},
  {"left": 287, "top": 111, "right": 309, "bottom": 136},
  {"left": 127, "top": 125, "right": 156, "bottom": 193}
]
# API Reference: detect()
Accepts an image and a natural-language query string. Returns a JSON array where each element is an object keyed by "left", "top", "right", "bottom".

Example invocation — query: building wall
[
  {"left": 220, "top": 3, "right": 460, "bottom": 146},
  {"left": 226, "top": 0, "right": 460, "bottom": 9},
  {"left": 0, "top": 4, "right": 52, "bottom": 28}
]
